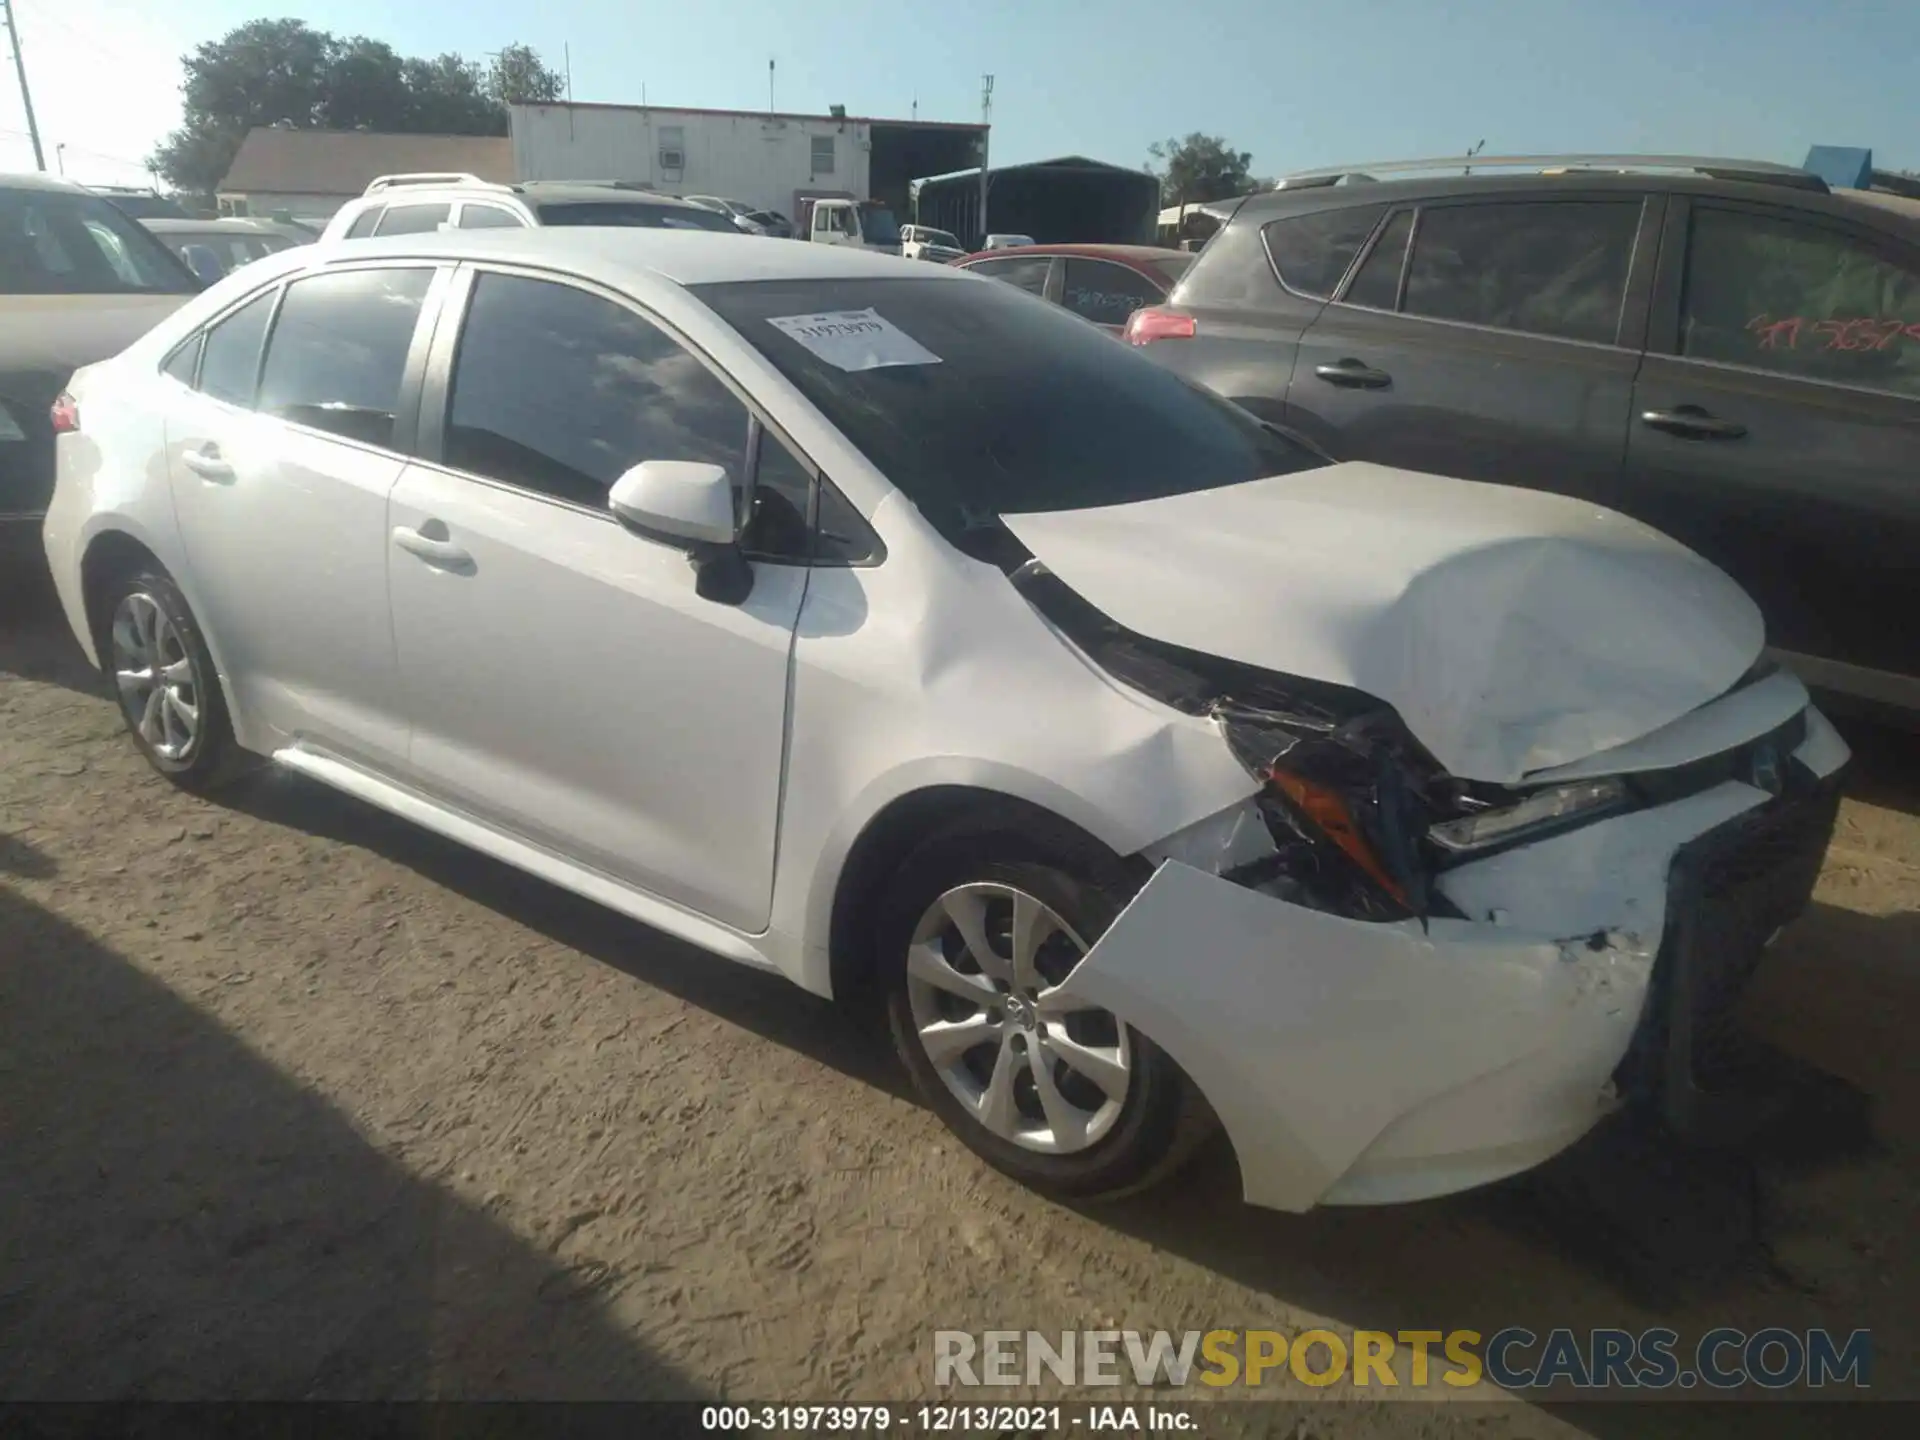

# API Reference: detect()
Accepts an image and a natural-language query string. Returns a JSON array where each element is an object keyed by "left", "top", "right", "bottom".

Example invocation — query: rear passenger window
[
  {"left": 965, "top": 255, "right": 1052, "bottom": 296},
  {"left": 196, "top": 290, "right": 276, "bottom": 407},
  {"left": 459, "top": 205, "right": 523, "bottom": 230},
  {"left": 1341, "top": 210, "right": 1412, "bottom": 310},
  {"left": 1060, "top": 259, "right": 1163, "bottom": 326},
  {"left": 443, "top": 273, "right": 749, "bottom": 510},
  {"left": 373, "top": 204, "right": 450, "bottom": 236},
  {"left": 1400, "top": 201, "right": 1640, "bottom": 344},
  {"left": 1264, "top": 204, "right": 1388, "bottom": 298},
  {"left": 1681, "top": 206, "right": 1920, "bottom": 397},
  {"left": 345, "top": 207, "right": 382, "bottom": 239},
  {"left": 161, "top": 334, "right": 202, "bottom": 386},
  {"left": 257, "top": 267, "right": 432, "bottom": 448}
]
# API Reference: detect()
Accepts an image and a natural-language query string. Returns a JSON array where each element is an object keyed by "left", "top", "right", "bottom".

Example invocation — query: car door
[
  {"left": 386, "top": 266, "right": 809, "bottom": 932},
  {"left": 1058, "top": 257, "right": 1165, "bottom": 333},
  {"left": 165, "top": 263, "right": 445, "bottom": 770},
  {"left": 1621, "top": 197, "right": 1920, "bottom": 693},
  {"left": 1285, "top": 194, "right": 1657, "bottom": 508}
]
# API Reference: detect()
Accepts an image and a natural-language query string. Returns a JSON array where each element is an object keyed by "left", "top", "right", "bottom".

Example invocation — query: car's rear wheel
[
  {"left": 102, "top": 568, "right": 244, "bottom": 790},
  {"left": 878, "top": 830, "right": 1211, "bottom": 1200}
]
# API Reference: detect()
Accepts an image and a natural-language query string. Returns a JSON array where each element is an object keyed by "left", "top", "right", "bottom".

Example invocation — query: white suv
[
  {"left": 320, "top": 173, "right": 742, "bottom": 240},
  {"left": 42, "top": 228, "right": 1849, "bottom": 1213}
]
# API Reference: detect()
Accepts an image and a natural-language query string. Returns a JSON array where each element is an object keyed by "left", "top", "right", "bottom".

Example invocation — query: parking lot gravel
[{"left": 3, "top": 566, "right": 1914, "bottom": 1434}]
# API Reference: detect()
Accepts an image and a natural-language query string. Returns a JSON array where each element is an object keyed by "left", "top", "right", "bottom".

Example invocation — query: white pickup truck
[
  {"left": 800, "top": 197, "right": 904, "bottom": 254},
  {"left": 899, "top": 225, "right": 966, "bottom": 263}
]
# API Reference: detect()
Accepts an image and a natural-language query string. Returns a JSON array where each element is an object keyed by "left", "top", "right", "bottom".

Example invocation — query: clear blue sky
[{"left": 3, "top": 0, "right": 1915, "bottom": 184}]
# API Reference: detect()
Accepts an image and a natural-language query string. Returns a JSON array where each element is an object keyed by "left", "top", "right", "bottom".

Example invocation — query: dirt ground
[{"left": 2, "top": 564, "right": 1914, "bottom": 1436}]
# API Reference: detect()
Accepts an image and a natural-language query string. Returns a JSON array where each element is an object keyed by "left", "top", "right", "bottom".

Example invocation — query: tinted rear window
[
  {"left": 0, "top": 187, "right": 197, "bottom": 296},
  {"left": 694, "top": 275, "right": 1323, "bottom": 539},
  {"left": 1401, "top": 200, "right": 1640, "bottom": 344},
  {"left": 1263, "top": 204, "right": 1388, "bottom": 299},
  {"left": 535, "top": 201, "right": 740, "bottom": 231}
]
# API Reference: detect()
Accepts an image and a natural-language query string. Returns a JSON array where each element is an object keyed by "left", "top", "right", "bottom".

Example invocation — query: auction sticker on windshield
[{"left": 766, "top": 309, "right": 941, "bottom": 371}]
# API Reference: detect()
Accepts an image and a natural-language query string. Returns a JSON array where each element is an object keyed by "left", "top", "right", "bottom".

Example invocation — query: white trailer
[{"left": 507, "top": 101, "right": 984, "bottom": 238}]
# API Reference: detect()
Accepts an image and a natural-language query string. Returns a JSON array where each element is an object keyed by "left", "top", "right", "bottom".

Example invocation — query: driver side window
[{"left": 443, "top": 272, "right": 750, "bottom": 511}]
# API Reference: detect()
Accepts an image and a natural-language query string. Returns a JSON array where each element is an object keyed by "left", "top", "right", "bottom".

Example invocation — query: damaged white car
[{"left": 44, "top": 230, "right": 1849, "bottom": 1211}]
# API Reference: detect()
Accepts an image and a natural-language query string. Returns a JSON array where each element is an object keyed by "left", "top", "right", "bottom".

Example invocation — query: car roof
[
  {"left": 292, "top": 227, "right": 977, "bottom": 287},
  {"left": 0, "top": 171, "right": 94, "bottom": 195},
  {"left": 1229, "top": 171, "right": 1920, "bottom": 237},
  {"left": 958, "top": 243, "right": 1189, "bottom": 270},
  {"left": 142, "top": 217, "right": 280, "bottom": 234}
]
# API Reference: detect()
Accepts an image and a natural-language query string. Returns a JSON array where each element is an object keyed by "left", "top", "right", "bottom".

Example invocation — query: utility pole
[
  {"left": 3, "top": 0, "right": 47, "bottom": 171},
  {"left": 977, "top": 74, "right": 993, "bottom": 244},
  {"left": 768, "top": 57, "right": 776, "bottom": 113}
]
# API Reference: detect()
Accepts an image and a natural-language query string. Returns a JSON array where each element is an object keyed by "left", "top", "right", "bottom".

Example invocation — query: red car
[{"left": 952, "top": 243, "right": 1195, "bottom": 333}]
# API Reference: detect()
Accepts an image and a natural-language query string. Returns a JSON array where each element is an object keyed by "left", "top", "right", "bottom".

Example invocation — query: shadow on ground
[
  {"left": 5, "top": 567, "right": 1913, "bottom": 1424},
  {"left": 0, "top": 832, "right": 706, "bottom": 1401}
]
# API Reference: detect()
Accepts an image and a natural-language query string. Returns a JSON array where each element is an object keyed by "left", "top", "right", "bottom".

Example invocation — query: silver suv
[{"left": 320, "top": 173, "right": 744, "bottom": 241}]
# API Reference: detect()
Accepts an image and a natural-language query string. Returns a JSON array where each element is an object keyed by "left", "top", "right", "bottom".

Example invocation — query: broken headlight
[
  {"left": 1218, "top": 709, "right": 1432, "bottom": 921},
  {"left": 1426, "top": 777, "right": 1627, "bottom": 857}
]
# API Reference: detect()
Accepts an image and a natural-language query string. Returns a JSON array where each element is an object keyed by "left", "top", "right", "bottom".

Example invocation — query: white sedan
[{"left": 42, "top": 229, "right": 1849, "bottom": 1211}]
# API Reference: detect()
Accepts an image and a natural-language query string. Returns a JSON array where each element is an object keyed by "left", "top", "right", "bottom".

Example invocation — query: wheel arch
[
  {"left": 824, "top": 782, "right": 1147, "bottom": 1006},
  {"left": 78, "top": 525, "right": 246, "bottom": 746}
]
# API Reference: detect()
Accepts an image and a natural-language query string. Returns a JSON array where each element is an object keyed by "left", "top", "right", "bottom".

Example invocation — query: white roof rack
[{"left": 364, "top": 172, "right": 506, "bottom": 196}]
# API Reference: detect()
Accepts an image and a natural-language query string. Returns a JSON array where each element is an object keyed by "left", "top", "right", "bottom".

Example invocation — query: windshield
[
  {"left": 1, "top": 187, "right": 199, "bottom": 295},
  {"left": 694, "top": 275, "right": 1323, "bottom": 538},
  {"left": 858, "top": 205, "right": 902, "bottom": 246},
  {"left": 535, "top": 201, "right": 741, "bottom": 232},
  {"left": 921, "top": 229, "right": 961, "bottom": 249}
]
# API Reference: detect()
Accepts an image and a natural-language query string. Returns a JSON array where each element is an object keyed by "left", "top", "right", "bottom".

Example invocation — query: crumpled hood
[{"left": 1001, "top": 462, "right": 1766, "bottom": 783}]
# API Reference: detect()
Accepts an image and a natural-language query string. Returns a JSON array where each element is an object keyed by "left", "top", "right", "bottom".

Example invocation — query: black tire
[
  {"left": 877, "top": 824, "right": 1213, "bottom": 1201},
  {"left": 98, "top": 566, "right": 248, "bottom": 791}
]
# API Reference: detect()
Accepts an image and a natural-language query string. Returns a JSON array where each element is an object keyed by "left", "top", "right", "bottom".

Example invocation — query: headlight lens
[{"left": 1427, "top": 777, "right": 1627, "bottom": 855}]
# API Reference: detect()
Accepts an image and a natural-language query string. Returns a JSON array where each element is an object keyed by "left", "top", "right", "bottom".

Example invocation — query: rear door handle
[
  {"left": 392, "top": 525, "right": 474, "bottom": 570},
  {"left": 1640, "top": 407, "right": 1748, "bottom": 441},
  {"left": 1313, "top": 360, "right": 1393, "bottom": 389},
  {"left": 181, "top": 445, "right": 234, "bottom": 481}
]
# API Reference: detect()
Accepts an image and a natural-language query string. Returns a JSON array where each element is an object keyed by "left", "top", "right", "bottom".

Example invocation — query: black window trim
[
  {"left": 1330, "top": 205, "right": 1416, "bottom": 314},
  {"left": 1259, "top": 200, "right": 1393, "bottom": 304},
  {"left": 414, "top": 260, "right": 883, "bottom": 566},
  {"left": 1321, "top": 190, "right": 1665, "bottom": 352},
  {"left": 241, "top": 260, "right": 451, "bottom": 459},
  {"left": 1646, "top": 193, "right": 1920, "bottom": 402}
]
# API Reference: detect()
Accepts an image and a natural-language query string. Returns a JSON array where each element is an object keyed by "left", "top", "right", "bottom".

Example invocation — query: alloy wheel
[
  {"left": 905, "top": 882, "right": 1133, "bottom": 1154},
  {"left": 110, "top": 592, "right": 200, "bottom": 762}
]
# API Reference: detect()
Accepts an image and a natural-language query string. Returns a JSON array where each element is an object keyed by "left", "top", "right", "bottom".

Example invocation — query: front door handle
[
  {"left": 1313, "top": 359, "right": 1393, "bottom": 389},
  {"left": 181, "top": 445, "right": 234, "bottom": 481},
  {"left": 392, "top": 524, "right": 474, "bottom": 570},
  {"left": 1640, "top": 407, "right": 1748, "bottom": 441}
]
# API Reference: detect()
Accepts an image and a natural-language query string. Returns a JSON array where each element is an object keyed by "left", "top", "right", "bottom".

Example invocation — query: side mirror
[
  {"left": 608, "top": 460, "right": 736, "bottom": 545},
  {"left": 607, "top": 460, "right": 754, "bottom": 605}
]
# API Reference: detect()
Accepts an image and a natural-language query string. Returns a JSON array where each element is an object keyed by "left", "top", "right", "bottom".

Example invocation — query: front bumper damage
[{"left": 1057, "top": 711, "right": 1850, "bottom": 1212}]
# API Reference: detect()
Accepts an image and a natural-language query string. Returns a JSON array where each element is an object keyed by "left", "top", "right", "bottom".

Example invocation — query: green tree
[
  {"left": 488, "top": 43, "right": 565, "bottom": 105},
  {"left": 1147, "top": 133, "right": 1258, "bottom": 205},
  {"left": 149, "top": 22, "right": 559, "bottom": 197}
]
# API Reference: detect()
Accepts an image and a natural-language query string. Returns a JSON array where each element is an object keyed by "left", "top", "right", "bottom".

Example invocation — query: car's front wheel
[
  {"left": 101, "top": 567, "right": 245, "bottom": 790},
  {"left": 878, "top": 830, "right": 1211, "bottom": 1200}
]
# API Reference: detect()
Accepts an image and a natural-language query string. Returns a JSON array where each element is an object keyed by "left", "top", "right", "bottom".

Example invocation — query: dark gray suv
[{"left": 1129, "top": 157, "right": 1920, "bottom": 713}]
